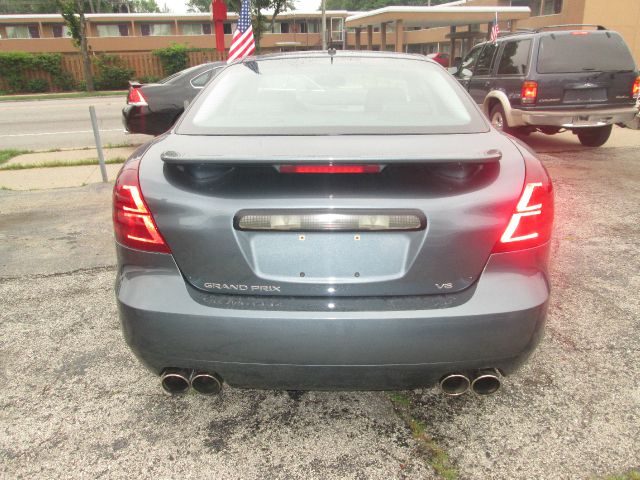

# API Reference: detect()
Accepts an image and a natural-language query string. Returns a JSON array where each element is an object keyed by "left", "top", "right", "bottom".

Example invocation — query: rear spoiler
[{"left": 160, "top": 149, "right": 502, "bottom": 165}]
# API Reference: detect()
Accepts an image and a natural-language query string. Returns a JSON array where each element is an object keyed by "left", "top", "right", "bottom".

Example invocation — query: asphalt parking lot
[{"left": 1, "top": 130, "right": 639, "bottom": 479}]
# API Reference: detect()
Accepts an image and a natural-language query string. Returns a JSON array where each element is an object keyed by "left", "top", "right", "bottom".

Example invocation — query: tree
[
  {"left": 59, "top": 0, "right": 95, "bottom": 91},
  {"left": 324, "top": 0, "right": 450, "bottom": 10},
  {"left": 187, "top": 0, "right": 294, "bottom": 51}
]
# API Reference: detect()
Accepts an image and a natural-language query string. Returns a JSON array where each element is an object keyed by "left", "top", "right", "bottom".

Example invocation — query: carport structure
[{"left": 345, "top": 5, "right": 531, "bottom": 60}]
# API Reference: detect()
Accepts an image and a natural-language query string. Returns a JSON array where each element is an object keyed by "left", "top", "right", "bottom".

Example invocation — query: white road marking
[{"left": 0, "top": 128, "right": 124, "bottom": 138}]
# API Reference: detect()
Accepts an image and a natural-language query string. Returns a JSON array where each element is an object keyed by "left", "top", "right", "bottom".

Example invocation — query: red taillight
[
  {"left": 128, "top": 87, "right": 147, "bottom": 106},
  {"left": 571, "top": 30, "right": 590, "bottom": 36},
  {"left": 493, "top": 156, "right": 553, "bottom": 253},
  {"left": 632, "top": 76, "right": 640, "bottom": 99},
  {"left": 521, "top": 81, "right": 538, "bottom": 105},
  {"left": 279, "top": 165, "right": 381, "bottom": 174},
  {"left": 113, "top": 159, "right": 170, "bottom": 253}
]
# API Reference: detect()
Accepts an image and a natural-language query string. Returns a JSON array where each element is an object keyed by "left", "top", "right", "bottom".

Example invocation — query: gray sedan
[{"left": 113, "top": 51, "right": 553, "bottom": 397}]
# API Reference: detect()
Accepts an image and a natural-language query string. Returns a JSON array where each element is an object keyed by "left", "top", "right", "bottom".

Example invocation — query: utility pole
[{"left": 321, "top": 0, "right": 327, "bottom": 50}]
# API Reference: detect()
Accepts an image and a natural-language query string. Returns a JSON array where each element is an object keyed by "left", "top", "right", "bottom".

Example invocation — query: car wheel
[
  {"left": 489, "top": 104, "right": 513, "bottom": 135},
  {"left": 576, "top": 125, "right": 613, "bottom": 147}
]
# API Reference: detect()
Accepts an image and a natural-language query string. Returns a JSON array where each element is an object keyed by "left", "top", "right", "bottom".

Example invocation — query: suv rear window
[
  {"left": 537, "top": 32, "right": 636, "bottom": 73},
  {"left": 497, "top": 39, "right": 531, "bottom": 75}
]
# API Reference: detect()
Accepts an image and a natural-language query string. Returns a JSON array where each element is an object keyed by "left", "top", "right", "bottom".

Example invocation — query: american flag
[
  {"left": 227, "top": 0, "right": 255, "bottom": 63},
  {"left": 490, "top": 12, "right": 500, "bottom": 43}
]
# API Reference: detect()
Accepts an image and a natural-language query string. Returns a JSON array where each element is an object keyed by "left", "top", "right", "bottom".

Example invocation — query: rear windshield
[
  {"left": 158, "top": 65, "right": 204, "bottom": 84},
  {"left": 178, "top": 56, "right": 488, "bottom": 135},
  {"left": 537, "top": 32, "right": 636, "bottom": 74}
]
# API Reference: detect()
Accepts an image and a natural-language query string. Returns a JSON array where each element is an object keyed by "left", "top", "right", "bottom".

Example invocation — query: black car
[
  {"left": 122, "top": 62, "right": 225, "bottom": 136},
  {"left": 452, "top": 25, "right": 640, "bottom": 147}
]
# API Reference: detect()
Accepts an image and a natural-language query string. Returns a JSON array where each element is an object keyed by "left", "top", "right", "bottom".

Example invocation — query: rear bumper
[
  {"left": 116, "top": 244, "right": 550, "bottom": 390},
  {"left": 122, "top": 105, "right": 171, "bottom": 136},
  {"left": 511, "top": 105, "right": 638, "bottom": 128}
]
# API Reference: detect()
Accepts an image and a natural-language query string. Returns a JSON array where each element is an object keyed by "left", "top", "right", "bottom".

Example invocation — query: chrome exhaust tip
[
  {"left": 471, "top": 369, "right": 501, "bottom": 395},
  {"left": 191, "top": 372, "right": 223, "bottom": 395},
  {"left": 160, "top": 368, "right": 192, "bottom": 395},
  {"left": 439, "top": 373, "right": 471, "bottom": 396}
]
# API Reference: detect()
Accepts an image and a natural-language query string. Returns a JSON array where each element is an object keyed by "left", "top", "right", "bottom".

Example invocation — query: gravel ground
[{"left": 0, "top": 136, "right": 639, "bottom": 479}]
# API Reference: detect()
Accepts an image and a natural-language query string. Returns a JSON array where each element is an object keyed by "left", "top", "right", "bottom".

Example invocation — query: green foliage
[
  {"left": 0, "top": 149, "right": 30, "bottom": 165},
  {"left": 0, "top": 52, "right": 74, "bottom": 93},
  {"left": 92, "top": 54, "right": 135, "bottom": 90},
  {"left": 138, "top": 75, "right": 161, "bottom": 84},
  {"left": 131, "top": 0, "right": 162, "bottom": 12},
  {"left": 187, "top": 0, "right": 293, "bottom": 50},
  {"left": 58, "top": 0, "right": 82, "bottom": 47},
  {"left": 325, "top": 0, "right": 449, "bottom": 10},
  {"left": 24, "top": 79, "right": 50, "bottom": 93},
  {"left": 153, "top": 44, "right": 190, "bottom": 75}
]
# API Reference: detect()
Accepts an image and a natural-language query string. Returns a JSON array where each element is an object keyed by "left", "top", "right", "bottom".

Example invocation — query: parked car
[
  {"left": 122, "top": 62, "right": 225, "bottom": 136},
  {"left": 114, "top": 51, "right": 553, "bottom": 397},
  {"left": 451, "top": 25, "right": 640, "bottom": 146},
  {"left": 427, "top": 52, "right": 450, "bottom": 67}
]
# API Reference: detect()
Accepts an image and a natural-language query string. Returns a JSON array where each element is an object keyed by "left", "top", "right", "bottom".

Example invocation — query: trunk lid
[{"left": 140, "top": 132, "right": 524, "bottom": 297}]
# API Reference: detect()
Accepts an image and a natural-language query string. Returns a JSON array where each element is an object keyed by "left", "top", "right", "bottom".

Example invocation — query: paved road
[
  {"left": 1, "top": 135, "right": 639, "bottom": 479},
  {"left": 0, "top": 96, "right": 152, "bottom": 150}
]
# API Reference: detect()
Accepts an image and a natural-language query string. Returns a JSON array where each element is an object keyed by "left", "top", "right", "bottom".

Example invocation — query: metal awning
[{"left": 345, "top": 6, "right": 531, "bottom": 29}]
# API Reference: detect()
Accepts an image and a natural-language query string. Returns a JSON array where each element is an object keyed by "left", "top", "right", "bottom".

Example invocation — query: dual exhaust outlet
[
  {"left": 160, "top": 368, "right": 223, "bottom": 395},
  {"left": 161, "top": 367, "right": 500, "bottom": 396},
  {"left": 439, "top": 369, "right": 502, "bottom": 396}
]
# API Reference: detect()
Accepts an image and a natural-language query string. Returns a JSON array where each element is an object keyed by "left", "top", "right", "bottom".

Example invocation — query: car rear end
[
  {"left": 113, "top": 53, "right": 553, "bottom": 394},
  {"left": 516, "top": 29, "right": 639, "bottom": 135}
]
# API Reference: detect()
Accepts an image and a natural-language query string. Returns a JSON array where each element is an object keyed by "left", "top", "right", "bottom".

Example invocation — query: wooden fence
[{"left": 0, "top": 50, "right": 221, "bottom": 92}]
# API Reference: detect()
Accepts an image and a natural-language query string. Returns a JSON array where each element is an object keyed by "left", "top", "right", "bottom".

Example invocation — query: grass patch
[
  {"left": 0, "top": 90, "right": 126, "bottom": 102},
  {"left": 595, "top": 471, "right": 640, "bottom": 480},
  {"left": 0, "top": 149, "right": 31, "bottom": 165},
  {"left": 0, "top": 157, "right": 125, "bottom": 171},
  {"left": 389, "top": 393, "right": 459, "bottom": 480}
]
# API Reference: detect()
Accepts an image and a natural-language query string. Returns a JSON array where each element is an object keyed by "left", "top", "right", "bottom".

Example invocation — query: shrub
[
  {"left": 24, "top": 78, "right": 49, "bottom": 93},
  {"left": 0, "top": 52, "right": 68, "bottom": 93},
  {"left": 92, "top": 54, "right": 135, "bottom": 90},
  {"left": 153, "top": 44, "right": 189, "bottom": 76},
  {"left": 138, "top": 74, "right": 161, "bottom": 84}
]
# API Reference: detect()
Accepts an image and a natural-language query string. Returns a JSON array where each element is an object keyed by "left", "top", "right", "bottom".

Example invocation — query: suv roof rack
[
  {"left": 534, "top": 24, "right": 607, "bottom": 32},
  {"left": 496, "top": 29, "right": 535, "bottom": 39}
]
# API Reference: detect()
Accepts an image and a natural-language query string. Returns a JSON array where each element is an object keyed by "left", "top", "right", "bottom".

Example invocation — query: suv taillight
[
  {"left": 521, "top": 81, "right": 538, "bottom": 105},
  {"left": 493, "top": 156, "right": 553, "bottom": 253},
  {"left": 128, "top": 87, "right": 148, "bottom": 106},
  {"left": 633, "top": 76, "right": 640, "bottom": 99},
  {"left": 113, "top": 159, "right": 170, "bottom": 253}
]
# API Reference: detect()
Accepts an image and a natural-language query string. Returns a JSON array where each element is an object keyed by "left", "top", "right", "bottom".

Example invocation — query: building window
[
  {"left": 307, "top": 20, "right": 319, "bottom": 33},
  {"left": 280, "top": 22, "right": 290, "bottom": 34},
  {"left": 543, "top": 0, "right": 562, "bottom": 15},
  {"left": 6, "top": 25, "right": 39, "bottom": 39},
  {"left": 141, "top": 23, "right": 172, "bottom": 36},
  {"left": 223, "top": 22, "right": 232, "bottom": 34},
  {"left": 97, "top": 24, "right": 128, "bottom": 37},
  {"left": 299, "top": 21, "right": 307, "bottom": 34},
  {"left": 511, "top": 0, "right": 542, "bottom": 17},
  {"left": 182, "top": 23, "right": 211, "bottom": 35},
  {"left": 52, "top": 24, "right": 71, "bottom": 38}
]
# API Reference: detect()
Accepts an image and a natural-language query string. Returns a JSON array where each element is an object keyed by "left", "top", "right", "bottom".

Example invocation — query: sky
[{"left": 160, "top": 0, "right": 321, "bottom": 14}]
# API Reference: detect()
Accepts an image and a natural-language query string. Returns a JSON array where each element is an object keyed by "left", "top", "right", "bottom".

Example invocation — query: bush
[
  {"left": 92, "top": 54, "right": 135, "bottom": 90},
  {"left": 138, "top": 74, "right": 161, "bottom": 84},
  {"left": 0, "top": 52, "right": 67, "bottom": 93},
  {"left": 153, "top": 44, "right": 189, "bottom": 76},
  {"left": 24, "top": 78, "right": 49, "bottom": 93}
]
